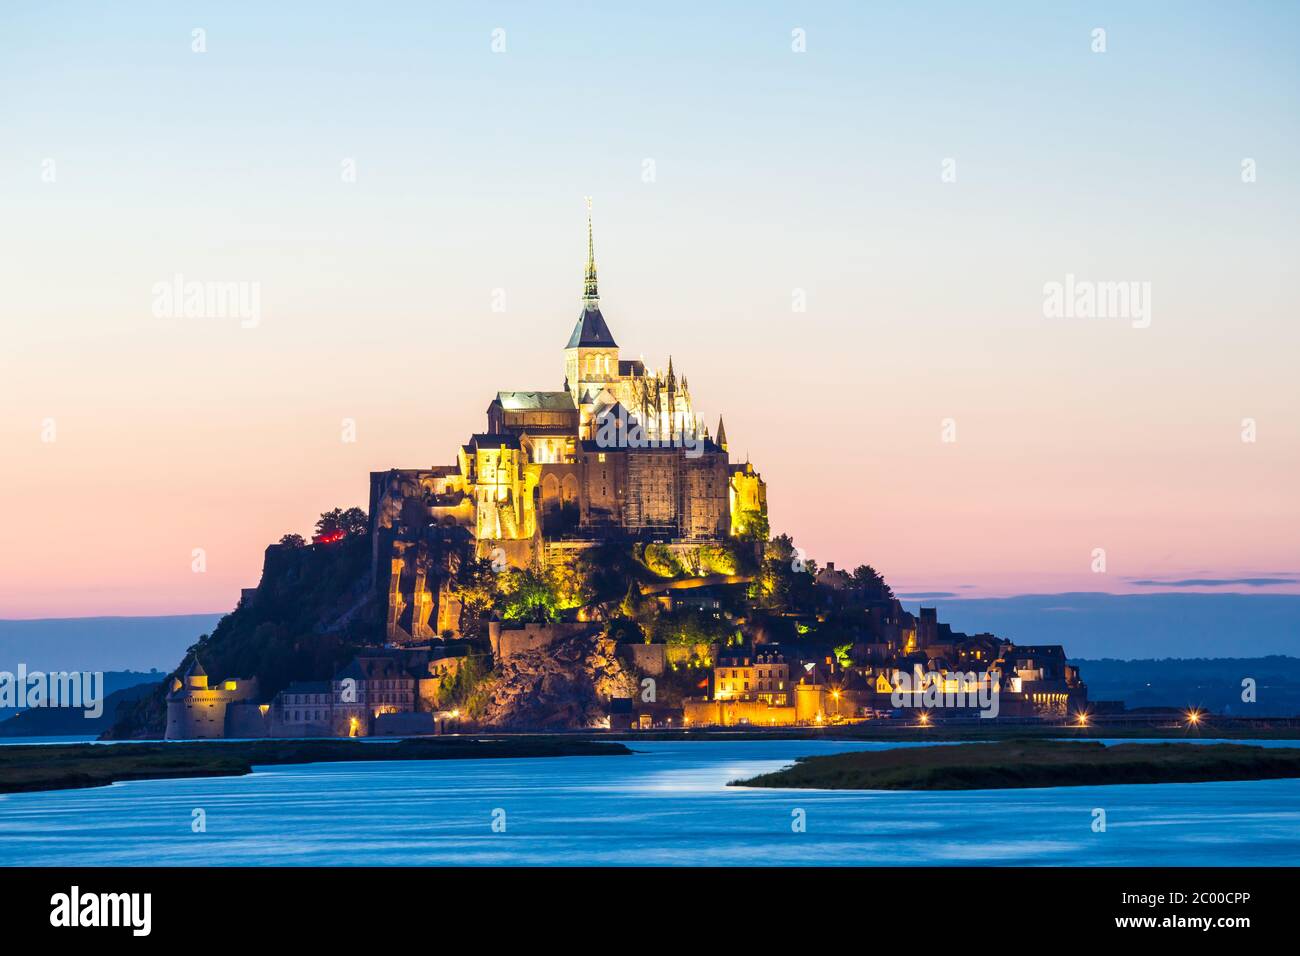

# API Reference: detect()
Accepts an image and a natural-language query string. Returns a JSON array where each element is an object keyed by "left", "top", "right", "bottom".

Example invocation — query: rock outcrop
[
  {"left": 476, "top": 631, "right": 636, "bottom": 729},
  {"left": 104, "top": 534, "right": 378, "bottom": 739}
]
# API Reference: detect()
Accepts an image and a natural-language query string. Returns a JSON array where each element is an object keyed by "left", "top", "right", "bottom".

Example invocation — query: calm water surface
[{"left": 1, "top": 738, "right": 1297, "bottom": 866}]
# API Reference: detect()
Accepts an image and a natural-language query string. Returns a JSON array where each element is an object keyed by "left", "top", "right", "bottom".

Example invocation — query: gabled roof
[
  {"left": 494, "top": 391, "right": 576, "bottom": 411},
  {"left": 566, "top": 306, "right": 617, "bottom": 349},
  {"left": 594, "top": 400, "right": 634, "bottom": 422},
  {"left": 466, "top": 433, "right": 521, "bottom": 450}
]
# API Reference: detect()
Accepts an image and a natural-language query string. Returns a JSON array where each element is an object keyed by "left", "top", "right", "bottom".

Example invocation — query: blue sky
[{"left": 2, "top": 1, "right": 1297, "bottom": 616}]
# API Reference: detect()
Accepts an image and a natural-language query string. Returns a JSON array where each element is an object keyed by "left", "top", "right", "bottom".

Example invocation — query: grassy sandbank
[
  {"left": 0, "top": 736, "right": 631, "bottom": 794},
  {"left": 730, "top": 739, "right": 1300, "bottom": 790}
]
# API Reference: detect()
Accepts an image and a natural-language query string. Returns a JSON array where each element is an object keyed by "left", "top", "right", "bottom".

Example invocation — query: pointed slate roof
[
  {"left": 567, "top": 199, "right": 617, "bottom": 348},
  {"left": 567, "top": 306, "right": 617, "bottom": 348},
  {"left": 185, "top": 657, "right": 207, "bottom": 678}
]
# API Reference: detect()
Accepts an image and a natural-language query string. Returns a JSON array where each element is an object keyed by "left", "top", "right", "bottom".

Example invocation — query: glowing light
[
  {"left": 1186, "top": 709, "right": 1202, "bottom": 726},
  {"left": 917, "top": 711, "right": 931, "bottom": 727}
]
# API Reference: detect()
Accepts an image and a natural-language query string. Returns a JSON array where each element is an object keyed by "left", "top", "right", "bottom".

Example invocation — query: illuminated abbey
[{"left": 369, "top": 206, "right": 767, "bottom": 641}]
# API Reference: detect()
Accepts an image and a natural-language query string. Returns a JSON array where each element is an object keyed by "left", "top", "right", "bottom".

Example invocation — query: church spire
[
  {"left": 565, "top": 198, "right": 617, "bottom": 349},
  {"left": 583, "top": 196, "right": 598, "bottom": 305},
  {"left": 716, "top": 416, "right": 728, "bottom": 452}
]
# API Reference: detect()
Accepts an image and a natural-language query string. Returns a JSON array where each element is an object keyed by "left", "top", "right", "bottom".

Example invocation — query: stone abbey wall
[
  {"left": 489, "top": 621, "right": 594, "bottom": 661},
  {"left": 683, "top": 698, "right": 796, "bottom": 727}
]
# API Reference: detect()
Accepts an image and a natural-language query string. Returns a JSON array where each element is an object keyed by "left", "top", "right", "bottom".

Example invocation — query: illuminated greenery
[
  {"left": 498, "top": 568, "right": 562, "bottom": 622},
  {"left": 695, "top": 544, "right": 739, "bottom": 575},
  {"left": 641, "top": 543, "right": 688, "bottom": 578},
  {"left": 433, "top": 653, "right": 493, "bottom": 715},
  {"left": 649, "top": 607, "right": 732, "bottom": 646},
  {"left": 546, "top": 549, "right": 593, "bottom": 608},
  {"left": 751, "top": 534, "right": 818, "bottom": 612},
  {"left": 736, "top": 509, "right": 769, "bottom": 543}
]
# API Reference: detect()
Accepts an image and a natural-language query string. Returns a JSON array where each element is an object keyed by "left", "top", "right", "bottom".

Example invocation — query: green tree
[
  {"left": 736, "top": 509, "right": 770, "bottom": 543},
  {"left": 434, "top": 654, "right": 492, "bottom": 711},
  {"left": 316, "top": 507, "right": 368, "bottom": 538},
  {"left": 696, "top": 544, "right": 739, "bottom": 576},
  {"left": 569, "top": 541, "right": 651, "bottom": 605},
  {"left": 752, "top": 534, "right": 818, "bottom": 612},
  {"left": 455, "top": 557, "right": 501, "bottom": 638},
  {"left": 852, "top": 564, "right": 894, "bottom": 601},
  {"left": 618, "top": 580, "right": 645, "bottom": 619},
  {"left": 642, "top": 543, "right": 688, "bottom": 578},
  {"left": 498, "top": 567, "right": 560, "bottom": 622}
]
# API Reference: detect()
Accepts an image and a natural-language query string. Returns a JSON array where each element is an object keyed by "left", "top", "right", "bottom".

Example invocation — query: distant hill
[
  {"left": 0, "top": 614, "right": 224, "bottom": 673},
  {"left": 1072, "top": 656, "right": 1300, "bottom": 716},
  {"left": 0, "top": 675, "right": 162, "bottom": 737}
]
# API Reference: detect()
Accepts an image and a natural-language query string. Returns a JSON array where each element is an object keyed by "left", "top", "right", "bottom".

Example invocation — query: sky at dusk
[{"left": 2, "top": 2, "right": 1298, "bottom": 618}]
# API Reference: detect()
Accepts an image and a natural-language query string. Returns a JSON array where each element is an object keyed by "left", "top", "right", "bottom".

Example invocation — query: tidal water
[{"left": 1, "top": 738, "right": 1297, "bottom": 866}]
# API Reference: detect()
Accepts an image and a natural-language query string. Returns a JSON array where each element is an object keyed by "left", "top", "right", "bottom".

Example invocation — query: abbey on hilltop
[{"left": 369, "top": 206, "right": 767, "bottom": 642}]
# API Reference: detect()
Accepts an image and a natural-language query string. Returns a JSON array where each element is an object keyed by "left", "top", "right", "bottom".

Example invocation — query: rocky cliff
[
  {"left": 104, "top": 534, "right": 379, "bottom": 739},
  {"left": 475, "top": 632, "right": 637, "bottom": 730}
]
